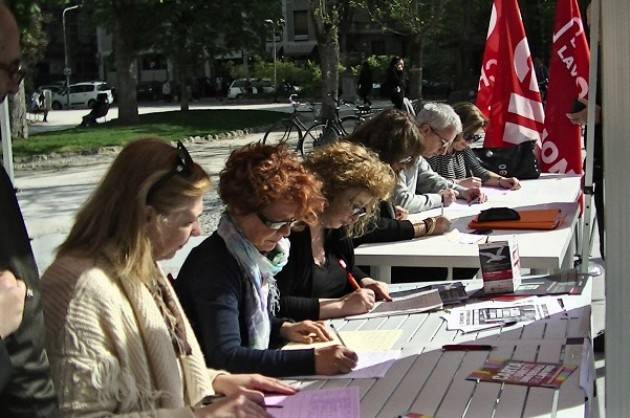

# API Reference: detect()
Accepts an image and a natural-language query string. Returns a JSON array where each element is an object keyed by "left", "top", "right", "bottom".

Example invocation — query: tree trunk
[
  {"left": 179, "top": 60, "right": 190, "bottom": 112},
  {"left": 319, "top": 40, "right": 339, "bottom": 121},
  {"left": 113, "top": 10, "right": 139, "bottom": 123},
  {"left": 407, "top": 37, "right": 424, "bottom": 100},
  {"left": 9, "top": 85, "right": 27, "bottom": 139}
]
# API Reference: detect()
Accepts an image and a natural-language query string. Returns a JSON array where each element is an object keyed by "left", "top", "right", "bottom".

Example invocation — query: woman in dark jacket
[
  {"left": 275, "top": 142, "right": 396, "bottom": 321},
  {"left": 386, "top": 56, "right": 407, "bottom": 110},
  {"left": 175, "top": 143, "right": 357, "bottom": 377}
]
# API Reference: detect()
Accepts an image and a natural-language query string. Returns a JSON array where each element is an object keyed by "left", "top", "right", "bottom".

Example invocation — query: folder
[{"left": 469, "top": 209, "right": 563, "bottom": 230}]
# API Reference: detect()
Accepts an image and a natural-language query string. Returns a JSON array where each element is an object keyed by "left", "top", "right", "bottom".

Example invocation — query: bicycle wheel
[
  {"left": 301, "top": 123, "right": 341, "bottom": 156},
  {"left": 339, "top": 115, "right": 364, "bottom": 136},
  {"left": 261, "top": 119, "right": 302, "bottom": 152}
]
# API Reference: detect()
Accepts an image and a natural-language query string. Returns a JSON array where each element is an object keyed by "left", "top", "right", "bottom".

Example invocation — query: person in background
[
  {"left": 275, "top": 142, "right": 395, "bottom": 321},
  {"left": 427, "top": 102, "right": 520, "bottom": 190},
  {"left": 357, "top": 61, "right": 373, "bottom": 106},
  {"left": 42, "top": 139, "right": 292, "bottom": 417},
  {"left": 385, "top": 56, "right": 407, "bottom": 111},
  {"left": 394, "top": 102, "right": 486, "bottom": 214},
  {"left": 346, "top": 108, "right": 452, "bottom": 243},
  {"left": 175, "top": 143, "right": 358, "bottom": 377},
  {"left": 0, "top": 2, "right": 60, "bottom": 416}
]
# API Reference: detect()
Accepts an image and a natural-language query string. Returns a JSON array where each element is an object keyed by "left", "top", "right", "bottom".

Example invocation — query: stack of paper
[
  {"left": 346, "top": 288, "right": 442, "bottom": 319},
  {"left": 282, "top": 329, "right": 403, "bottom": 352}
]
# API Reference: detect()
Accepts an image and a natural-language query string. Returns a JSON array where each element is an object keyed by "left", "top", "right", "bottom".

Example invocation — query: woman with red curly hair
[{"left": 175, "top": 143, "right": 357, "bottom": 377}]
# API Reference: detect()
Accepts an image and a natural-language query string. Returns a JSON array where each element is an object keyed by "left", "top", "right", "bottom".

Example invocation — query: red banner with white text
[
  {"left": 540, "top": 0, "right": 589, "bottom": 174},
  {"left": 476, "top": 0, "right": 545, "bottom": 149}
]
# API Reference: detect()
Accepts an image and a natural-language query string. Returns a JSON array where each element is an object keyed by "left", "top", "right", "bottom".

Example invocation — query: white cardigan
[{"left": 42, "top": 255, "right": 225, "bottom": 418}]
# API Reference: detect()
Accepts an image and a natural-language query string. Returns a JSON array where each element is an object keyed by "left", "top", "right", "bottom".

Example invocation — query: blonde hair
[
  {"left": 304, "top": 141, "right": 395, "bottom": 238},
  {"left": 58, "top": 138, "right": 211, "bottom": 281}
]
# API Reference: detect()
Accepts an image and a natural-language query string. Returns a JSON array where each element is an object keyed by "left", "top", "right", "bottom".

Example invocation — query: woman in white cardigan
[{"left": 41, "top": 139, "right": 293, "bottom": 418}]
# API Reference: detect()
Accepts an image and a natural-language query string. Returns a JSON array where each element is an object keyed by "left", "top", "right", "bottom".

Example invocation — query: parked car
[
  {"left": 36, "top": 84, "right": 64, "bottom": 95},
  {"left": 227, "top": 78, "right": 277, "bottom": 99},
  {"left": 51, "top": 81, "right": 114, "bottom": 110}
]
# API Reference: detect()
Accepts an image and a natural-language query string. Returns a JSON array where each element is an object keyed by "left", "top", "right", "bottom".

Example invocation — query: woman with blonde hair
[
  {"left": 42, "top": 138, "right": 293, "bottom": 418},
  {"left": 274, "top": 141, "right": 396, "bottom": 320},
  {"left": 175, "top": 143, "right": 358, "bottom": 377},
  {"left": 427, "top": 102, "right": 520, "bottom": 190}
]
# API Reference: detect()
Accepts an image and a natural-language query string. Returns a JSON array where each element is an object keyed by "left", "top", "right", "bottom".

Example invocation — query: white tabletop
[
  {"left": 286, "top": 280, "right": 595, "bottom": 418},
  {"left": 355, "top": 175, "right": 582, "bottom": 281}
]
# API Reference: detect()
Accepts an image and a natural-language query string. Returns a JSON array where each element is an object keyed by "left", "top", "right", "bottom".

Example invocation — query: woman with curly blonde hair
[
  {"left": 175, "top": 142, "right": 358, "bottom": 378},
  {"left": 275, "top": 141, "right": 396, "bottom": 321}
]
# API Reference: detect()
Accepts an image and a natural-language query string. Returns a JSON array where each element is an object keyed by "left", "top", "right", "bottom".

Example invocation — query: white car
[
  {"left": 52, "top": 81, "right": 114, "bottom": 110},
  {"left": 227, "top": 78, "right": 275, "bottom": 99}
]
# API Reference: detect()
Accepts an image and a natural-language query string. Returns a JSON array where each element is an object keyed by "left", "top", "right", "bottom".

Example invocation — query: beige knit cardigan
[{"left": 41, "top": 255, "right": 225, "bottom": 418}]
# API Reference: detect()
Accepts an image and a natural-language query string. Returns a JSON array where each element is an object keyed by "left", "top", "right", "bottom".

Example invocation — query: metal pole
[
  {"left": 0, "top": 100, "right": 14, "bottom": 182},
  {"left": 272, "top": 29, "right": 277, "bottom": 91},
  {"left": 62, "top": 5, "right": 80, "bottom": 109}
]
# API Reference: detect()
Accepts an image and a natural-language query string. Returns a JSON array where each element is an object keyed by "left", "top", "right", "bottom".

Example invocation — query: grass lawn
[{"left": 10, "top": 109, "right": 284, "bottom": 157}]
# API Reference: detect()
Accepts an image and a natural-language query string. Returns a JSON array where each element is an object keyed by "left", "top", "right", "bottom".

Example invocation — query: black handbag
[{"left": 472, "top": 140, "right": 541, "bottom": 180}]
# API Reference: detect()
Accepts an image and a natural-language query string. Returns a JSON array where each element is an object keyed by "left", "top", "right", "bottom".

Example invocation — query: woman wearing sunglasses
[
  {"left": 41, "top": 139, "right": 293, "bottom": 418},
  {"left": 175, "top": 143, "right": 358, "bottom": 378},
  {"left": 427, "top": 102, "right": 521, "bottom": 190},
  {"left": 274, "top": 142, "right": 396, "bottom": 321}
]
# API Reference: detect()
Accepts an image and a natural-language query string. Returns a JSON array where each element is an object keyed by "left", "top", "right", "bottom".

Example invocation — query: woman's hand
[
  {"left": 432, "top": 216, "right": 452, "bottom": 235},
  {"left": 439, "top": 189, "right": 459, "bottom": 206},
  {"left": 280, "top": 320, "right": 331, "bottom": 344},
  {"left": 0, "top": 270, "right": 26, "bottom": 339},
  {"left": 212, "top": 374, "right": 296, "bottom": 405},
  {"left": 461, "top": 187, "right": 487, "bottom": 204},
  {"left": 457, "top": 177, "right": 482, "bottom": 189},
  {"left": 314, "top": 345, "right": 358, "bottom": 375},
  {"left": 394, "top": 205, "right": 408, "bottom": 220},
  {"left": 360, "top": 277, "right": 391, "bottom": 301},
  {"left": 340, "top": 288, "right": 375, "bottom": 315},
  {"left": 498, "top": 177, "right": 521, "bottom": 190},
  {"left": 194, "top": 394, "right": 271, "bottom": 418}
]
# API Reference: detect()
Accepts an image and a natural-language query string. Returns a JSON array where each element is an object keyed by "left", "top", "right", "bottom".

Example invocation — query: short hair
[
  {"left": 346, "top": 109, "right": 424, "bottom": 166},
  {"left": 453, "top": 102, "right": 488, "bottom": 140},
  {"left": 58, "top": 138, "right": 211, "bottom": 281},
  {"left": 304, "top": 141, "right": 396, "bottom": 238},
  {"left": 219, "top": 142, "right": 324, "bottom": 224},
  {"left": 416, "top": 102, "right": 462, "bottom": 133}
]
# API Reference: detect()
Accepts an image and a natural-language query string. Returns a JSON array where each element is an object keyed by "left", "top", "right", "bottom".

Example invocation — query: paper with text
[
  {"left": 266, "top": 387, "right": 360, "bottom": 418},
  {"left": 283, "top": 329, "right": 403, "bottom": 352},
  {"left": 346, "top": 289, "right": 442, "bottom": 319}
]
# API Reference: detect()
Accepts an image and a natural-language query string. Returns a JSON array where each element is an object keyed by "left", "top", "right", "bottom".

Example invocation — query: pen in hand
[
  {"left": 338, "top": 259, "right": 361, "bottom": 290},
  {"left": 329, "top": 323, "right": 348, "bottom": 347}
]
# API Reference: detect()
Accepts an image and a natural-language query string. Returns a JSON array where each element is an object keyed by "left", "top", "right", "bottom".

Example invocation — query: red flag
[
  {"left": 540, "top": 0, "right": 589, "bottom": 174},
  {"left": 476, "top": 0, "right": 545, "bottom": 149}
]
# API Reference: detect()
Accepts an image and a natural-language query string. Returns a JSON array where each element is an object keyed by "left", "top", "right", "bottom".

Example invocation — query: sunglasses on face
[
  {"left": 0, "top": 61, "right": 26, "bottom": 85},
  {"left": 351, "top": 205, "right": 367, "bottom": 218},
  {"left": 257, "top": 212, "right": 298, "bottom": 230},
  {"left": 146, "top": 141, "right": 194, "bottom": 202}
]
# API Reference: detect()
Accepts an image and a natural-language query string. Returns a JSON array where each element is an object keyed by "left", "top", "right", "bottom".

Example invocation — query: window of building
[{"left": 293, "top": 10, "right": 309, "bottom": 39}]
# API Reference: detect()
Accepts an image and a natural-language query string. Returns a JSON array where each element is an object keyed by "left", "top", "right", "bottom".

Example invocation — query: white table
[
  {"left": 286, "top": 280, "right": 595, "bottom": 418},
  {"left": 356, "top": 175, "right": 583, "bottom": 283}
]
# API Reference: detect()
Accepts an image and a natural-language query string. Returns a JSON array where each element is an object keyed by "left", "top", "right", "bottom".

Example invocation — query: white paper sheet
[
  {"left": 290, "top": 350, "right": 401, "bottom": 379},
  {"left": 266, "top": 387, "right": 360, "bottom": 418}
]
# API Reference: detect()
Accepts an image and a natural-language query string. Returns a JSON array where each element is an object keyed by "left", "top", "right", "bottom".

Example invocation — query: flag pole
[{"left": 580, "top": 0, "right": 600, "bottom": 273}]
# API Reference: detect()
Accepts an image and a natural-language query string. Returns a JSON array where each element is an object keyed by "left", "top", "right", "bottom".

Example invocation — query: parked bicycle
[{"left": 261, "top": 94, "right": 317, "bottom": 153}]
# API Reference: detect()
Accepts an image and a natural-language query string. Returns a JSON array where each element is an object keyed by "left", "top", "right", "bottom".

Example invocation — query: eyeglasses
[
  {"left": 0, "top": 61, "right": 26, "bottom": 85},
  {"left": 464, "top": 133, "right": 484, "bottom": 143},
  {"left": 351, "top": 205, "right": 367, "bottom": 218},
  {"left": 146, "top": 141, "right": 194, "bottom": 202},
  {"left": 398, "top": 156, "right": 414, "bottom": 164},
  {"left": 430, "top": 127, "right": 451, "bottom": 146},
  {"left": 257, "top": 212, "right": 298, "bottom": 230}
]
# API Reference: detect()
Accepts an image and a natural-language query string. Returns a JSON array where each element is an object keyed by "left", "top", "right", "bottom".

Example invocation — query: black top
[
  {"left": 174, "top": 232, "right": 315, "bottom": 377},
  {"left": 0, "top": 165, "right": 59, "bottom": 418},
  {"left": 311, "top": 252, "right": 347, "bottom": 298}
]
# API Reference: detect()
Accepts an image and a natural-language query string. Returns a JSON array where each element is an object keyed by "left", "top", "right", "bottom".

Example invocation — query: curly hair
[
  {"left": 303, "top": 141, "right": 396, "bottom": 238},
  {"left": 453, "top": 102, "right": 488, "bottom": 140},
  {"left": 346, "top": 108, "right": 424, "bottom": 166},
  {"left": 58, "top": 138, "right": 211, "bottom": 282},
  {"left": 219, "top": 142, "right": 324, "bottom": 225}
]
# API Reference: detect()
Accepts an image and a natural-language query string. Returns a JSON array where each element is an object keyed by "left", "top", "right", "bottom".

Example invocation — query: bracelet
[
  {"left": 413, "top": 222, "right": 424, "bottom": 237},
  {"left": 423, "top": 217, "right": 436, "bottom": 236},
  {"left": 427, "top": 217, "right": 437, "bottom": 235}
]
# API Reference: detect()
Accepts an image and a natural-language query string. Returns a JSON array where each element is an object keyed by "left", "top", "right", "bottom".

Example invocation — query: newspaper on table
[
  {"left": 443, "top": 296, "right": 564, "bottom": 333},
  {"left": 346, "top": 288, "right": 442, "bottom": 319}
]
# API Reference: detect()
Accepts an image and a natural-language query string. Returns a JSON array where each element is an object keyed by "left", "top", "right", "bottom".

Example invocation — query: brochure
[
  {"left": 390, "top": 282, "right": 469, "bottom": 306},
  {"left": 346, "top": 288, "right": 442, "bottom": 319},
  {"left": 467, "top": 359, "right": 576, "bottom": 388}
]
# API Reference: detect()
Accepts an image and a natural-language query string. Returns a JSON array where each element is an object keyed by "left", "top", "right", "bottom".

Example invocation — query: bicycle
[{"left": 261, "top": 94, "right": 317, "bottom": 153}]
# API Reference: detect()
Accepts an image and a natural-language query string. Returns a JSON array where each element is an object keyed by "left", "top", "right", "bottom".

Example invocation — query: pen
[
  {"left": 201, "top": 395, "right": 283, "bottom": 409},
  {"left": 329, "top": 323, "right": 348, "bottom": 347},
  {"left": 442, "top": 344, "right": 494, "bottom": 351},
  {"left": 338, "top": 259, "right": 361, "bottom": 290},
  {"left": 440, "top": 202, "right": 444, "bottom": 216}
]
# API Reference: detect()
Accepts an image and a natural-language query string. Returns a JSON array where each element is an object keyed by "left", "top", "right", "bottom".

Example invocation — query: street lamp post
[
  {"left": 62, "top": 5, "right": 81, "bottom": 108},
  {"left": 264, "top": 18, "right": 285, "bottom": 93}
]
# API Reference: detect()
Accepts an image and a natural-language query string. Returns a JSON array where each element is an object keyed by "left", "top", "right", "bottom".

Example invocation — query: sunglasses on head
[
  {"left": 464, "top": 133, "right": 484, "bottom": 143},
  {"left": 146, "top": 141, "right": 194, "bottom": 202},
  {"left": 0, "top": 61, "right": 26, "bottom": 85},
  {"left": 257, "top": 212, "right": 298, "bottom": 230}
]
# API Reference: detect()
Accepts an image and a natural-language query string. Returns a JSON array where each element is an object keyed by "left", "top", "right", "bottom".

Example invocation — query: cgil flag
[
  {"left": 540, "top": 0, "right": 589, "bottom": 174},
  {"left": 476, "top": 0, "right": 545, "bottom": 149}
]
